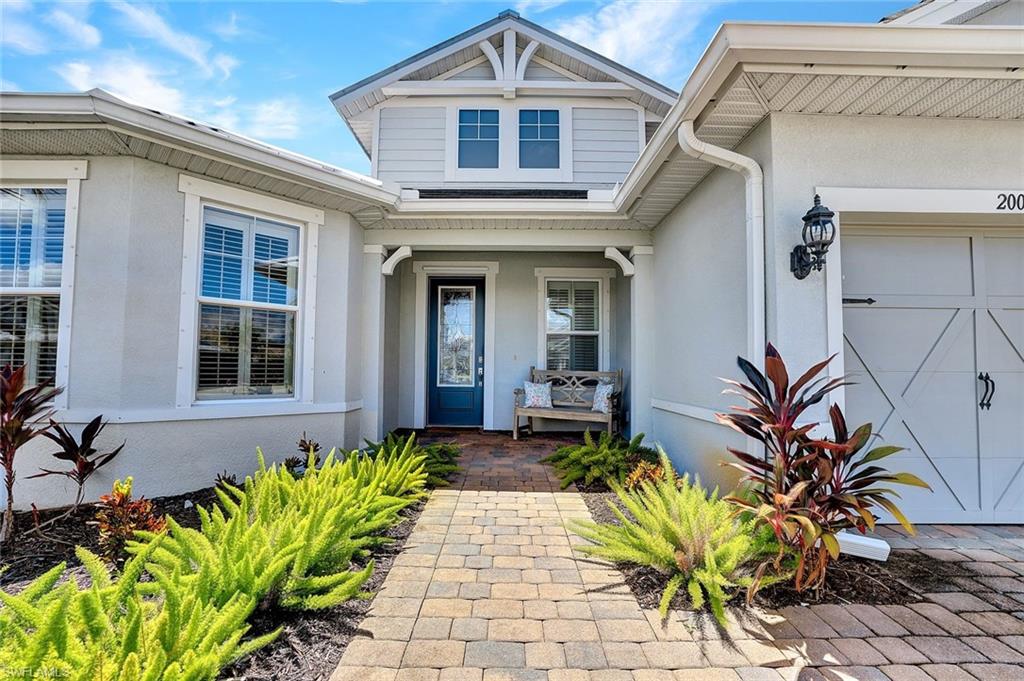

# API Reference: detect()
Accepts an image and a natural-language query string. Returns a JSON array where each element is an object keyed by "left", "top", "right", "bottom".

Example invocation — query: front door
[{"left": 428, "top": 278, "right": 485, "bottom": 426}]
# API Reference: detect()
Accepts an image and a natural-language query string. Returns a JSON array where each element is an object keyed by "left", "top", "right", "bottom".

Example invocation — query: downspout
[{"left": 677, "top": 120, "right": 765, "bottom": 366}]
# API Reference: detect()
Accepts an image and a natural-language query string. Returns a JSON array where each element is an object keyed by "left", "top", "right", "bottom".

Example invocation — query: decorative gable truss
[{"left": 330, "top": 10, "right": 677, "bottom": 157}]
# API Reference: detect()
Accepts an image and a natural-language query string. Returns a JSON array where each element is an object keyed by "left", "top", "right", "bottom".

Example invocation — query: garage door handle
[
  {"left": 843, "top": 297, "right": 876, "bottom": 305},
  {"left": 978, "top": 372, "right": 993, "bottom": 410}
]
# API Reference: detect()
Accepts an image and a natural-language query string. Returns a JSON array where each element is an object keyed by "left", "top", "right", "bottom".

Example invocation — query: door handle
[
  {"left": 984, "top": 373, "right": 995, "bottom": 410},
  {"left": 978, "top": 372, "right": 993, "bottom": 410}
]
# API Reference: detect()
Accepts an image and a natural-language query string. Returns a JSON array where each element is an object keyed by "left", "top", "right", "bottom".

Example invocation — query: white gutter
[{"left": 677, "top": 120, "right": 765, "bottom": 365}]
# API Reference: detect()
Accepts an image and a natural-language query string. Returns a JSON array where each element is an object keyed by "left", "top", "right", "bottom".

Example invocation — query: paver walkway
[{"left": 333, "top": 432, "right": 1024, "bottom": 681}]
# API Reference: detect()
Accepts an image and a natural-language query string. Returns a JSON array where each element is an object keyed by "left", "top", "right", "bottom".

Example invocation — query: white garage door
[{"left": 842, "top": 230, "right": 1024, "bottom": 524}]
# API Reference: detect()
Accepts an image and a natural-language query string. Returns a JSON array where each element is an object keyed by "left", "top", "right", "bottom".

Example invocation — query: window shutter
[
  {"left": 571, "top": 281, "right": 598, "bottom": 332},
  {"left": 197, "top": 303, "right": 241, "bottom": 395},
  {"left": 570, "top": 336, "right": 598, "bottom": 372},
  {"left": 249, "top": 309, "right": 294, "bottom": 393},
  {"left": 546, "top": 281, "right": 572, "bottom": 332},
  {"left": 546, "top": 335, "right": 570, "bottom": 371},
  {"left": 40, "top": 193, "right": 65, "bottom": 287},
  {"left": 252, "top": 231, "right": 293, "bottom": 305}
]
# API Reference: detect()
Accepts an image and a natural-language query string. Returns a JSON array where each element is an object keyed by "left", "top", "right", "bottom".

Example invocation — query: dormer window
[
  {"left": 458, "top": 109, "right": 499, "bottom": 168},
  {"left": 519, "top": 110, "right": 559, "bottom": 169}
]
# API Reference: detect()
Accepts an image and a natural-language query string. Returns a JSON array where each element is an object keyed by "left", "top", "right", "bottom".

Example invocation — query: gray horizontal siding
[
  {"left": 448, "top": 62, "right": 497, "bottom": 80},
  {"left": 524, "top": 63, "right": 571, "bottom": 81},
  {"left": 572, "top": 108, "right": 641, "bottom": 184},
  {"left": 376, "top": 107, "right": 446, "bottom": 184}
]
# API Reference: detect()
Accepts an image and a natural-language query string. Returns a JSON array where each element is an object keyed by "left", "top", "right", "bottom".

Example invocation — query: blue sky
[{"left": 1, "top": 1, "right": 908, "bottom": 174}]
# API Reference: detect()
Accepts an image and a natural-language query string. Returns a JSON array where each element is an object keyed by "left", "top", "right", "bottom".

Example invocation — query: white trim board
[
  {"left": 55, "top": 400, "right": 363, "bottom": 425},
  {"left": 650, "top": 398, "right": 721, "bottom": 425},
  {"left": 817, "top": 186, "right": 1024, "bottom": 216},
  {"left": 412, "top": 261, "right": 500, "bottom": 430},
  {"left": 0, "top": 160, "right": 87, "bottom": 410},
  {"left": 534, "top": 267, "right": 614, "bottom": 372}
]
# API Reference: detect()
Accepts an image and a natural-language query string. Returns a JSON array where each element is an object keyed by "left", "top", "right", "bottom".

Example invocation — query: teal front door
[{"left": 428, "top": 278, "right": 485, "bottom": 426}]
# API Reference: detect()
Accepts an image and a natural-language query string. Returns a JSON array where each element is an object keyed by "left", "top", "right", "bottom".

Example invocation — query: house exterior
[{"left": 1, "top": 2, "right": 1022, "bottom": 524}]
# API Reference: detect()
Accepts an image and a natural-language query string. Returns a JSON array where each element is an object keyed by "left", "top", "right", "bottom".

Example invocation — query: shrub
[
  {"left": 27, "top": 415, "right": 125, "bottom": 510},
  {"left": 364, "top": 432, "right": 461, "bottom": 487},
  {"left": 214, "top": 470, "right": 239, "bottom": 492},
  {"left": 717, "top": 344, "right": 931, "bottom": 592},
  {"left": 625, "top": 460, "right": 667, "bottom": 489},
  {"left": 0, "top": 542, "right": 278, "bottom": 680},
  {"left": 542, "top": 430, "right": 657, "bottom": 490},
  {"left": 133, "top": 446, "right": 426, "bottom": 611},
  {"left": 571, "top": 453, "right": 774, "bottom": 624},
  {"left": 95, "top": 477, "right": 166, "bottom": 563},
  {"left": 297, "top": 431, "right": 322, "bottom": 457},
  {"left": 0, "top": 364, "right": 63, "bottom": 546}
]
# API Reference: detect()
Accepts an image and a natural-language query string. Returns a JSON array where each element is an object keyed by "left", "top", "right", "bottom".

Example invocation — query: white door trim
[{"left": 412, "top": 261, "right": 499, "bottom": 430}]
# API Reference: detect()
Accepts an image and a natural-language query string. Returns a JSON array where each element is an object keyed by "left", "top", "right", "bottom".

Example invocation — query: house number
[{"left": 996, "top": 193, "right": 1024, "bottom": 211}]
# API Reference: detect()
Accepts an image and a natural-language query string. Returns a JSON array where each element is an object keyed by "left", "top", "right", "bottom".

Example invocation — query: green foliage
[
  {"left": 542, "top": 430, "right": 657, "bottom": 490},
  {"left": 0, "top": 441, "right": 429, "bottom": 678},
  {"left": 0, "top": 543, "right": 278, "bottom": 680},
  {"left": 571, "top": 452, "right": 775, "bottom": 624},
  {"left": 95, "top": 477, "right": 166, "bottom": 564},
  {"left": 364, "top": 432, "right": 462, "bottom": 488},
  {"left": 717, "top": 343, "right": 931, "bottom": 592}
]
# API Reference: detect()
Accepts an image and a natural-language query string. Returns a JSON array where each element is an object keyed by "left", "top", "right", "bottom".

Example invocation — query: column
[
  {"left": 629, "top": 245, "right": 655, "bottom": 442},
  {"left": 361, "top": 245, "right": 386, "bottom": 443}
]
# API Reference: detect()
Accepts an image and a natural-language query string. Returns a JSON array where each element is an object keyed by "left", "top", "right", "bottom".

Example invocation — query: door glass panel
[{"left": 438, "top": 287, "right": 474, "bottom": 387}]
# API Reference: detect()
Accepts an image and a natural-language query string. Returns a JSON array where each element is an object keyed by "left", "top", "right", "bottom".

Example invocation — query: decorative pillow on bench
[
  {"left": 592, "top": 382, "right": 614, "bottom": 414},
  {"left": 523, "top": 381, "right": 553, "bottom": 408}
]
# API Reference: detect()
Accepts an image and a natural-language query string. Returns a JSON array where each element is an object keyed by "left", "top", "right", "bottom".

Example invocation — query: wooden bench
[{"left": 512, "top": 367, "right": 623, "bottom": 440}]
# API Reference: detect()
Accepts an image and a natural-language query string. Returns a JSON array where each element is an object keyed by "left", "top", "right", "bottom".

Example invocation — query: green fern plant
[
  {"left": 570, "top": 452, "right": 778, "bottom": 624},
  {"left": 0, "top": 542, "right": 278, "bottom": 681},
  {"left": 364, "top": 432, "right": 461, "bottom": 487},
  {"left": 542, "top": 430, "right": 657, "bottom": 490}
]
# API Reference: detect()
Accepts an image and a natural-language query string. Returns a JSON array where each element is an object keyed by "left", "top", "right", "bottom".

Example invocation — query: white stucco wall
[
  {"left": 648, "top": 120, "right": 772, "bottom": 490},
  {"left": 386, "top": 250, "right": 629, "bottom": 432},
  {"left": 10, "top": 156, "right": 365, "bottom": 509}
]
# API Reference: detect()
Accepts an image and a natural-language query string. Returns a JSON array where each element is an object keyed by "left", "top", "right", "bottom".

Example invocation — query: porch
[{"left": 359, "top": 240, "right": 656, "bottom": 444}]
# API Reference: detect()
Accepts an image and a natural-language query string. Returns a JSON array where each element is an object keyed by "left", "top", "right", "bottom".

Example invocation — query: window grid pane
[
  {"left": 196, "top": 206, "right": 300, "bottom": 400},
  {"left": 519, "top": 109, "right": 559, "bottom": 169},
  {"left": 0, "top": 295, "right": 60, "bottom": 388},
  {"left": 0, "top": 188, "right": 67, "bottom": 289},
  {"left": 458, "top": 109, "right": 499, "bottom": 168},
  {"left": 545, "top": 280, "right": 600, "bottom": 372}
]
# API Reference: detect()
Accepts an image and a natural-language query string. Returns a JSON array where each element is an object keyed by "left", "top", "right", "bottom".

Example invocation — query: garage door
[{"left": 842, "top": 230, "right": 1024, "bottom": 524}]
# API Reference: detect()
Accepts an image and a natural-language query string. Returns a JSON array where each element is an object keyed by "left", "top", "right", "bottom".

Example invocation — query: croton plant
[{"left": 717, "top": 344, "right": 931, "bottom": 592}]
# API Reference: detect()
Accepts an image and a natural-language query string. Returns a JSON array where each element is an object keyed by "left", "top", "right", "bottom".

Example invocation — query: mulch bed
[
  {"left": 579, "top": 490, "right": 968, "bottom": 611},
  {"left": 220, "top": 498, "right": 425, "bottom": 681},
  {"left": 0, "top": 486, "right": 217, "bottom": 588}
]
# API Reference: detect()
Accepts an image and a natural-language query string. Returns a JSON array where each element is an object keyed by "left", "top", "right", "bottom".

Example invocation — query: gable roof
[{"left": 329, "top": 9, "right": 678, "bottom": 155}]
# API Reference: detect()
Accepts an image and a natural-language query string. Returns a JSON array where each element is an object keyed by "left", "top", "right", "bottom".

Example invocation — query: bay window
[
  {"left": 196, "top": 206, "right": 299, "bottom": 399},
  {"left": 0, "top": 188, "right": 66, "bottom": 387}
]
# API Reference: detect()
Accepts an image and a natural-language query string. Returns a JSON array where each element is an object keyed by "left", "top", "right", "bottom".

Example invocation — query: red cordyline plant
[
  {"left": 716, "top": 344, "right": 931, "bottom": 592},
  {"left": 0, "top": 364, "right": 63, "bottom": 547},
  {"left": 28, "top": 415, "right": 125, "bottom": 512}
]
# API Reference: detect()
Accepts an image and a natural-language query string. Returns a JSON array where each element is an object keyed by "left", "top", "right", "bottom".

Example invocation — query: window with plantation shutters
[
  {"left": 0, "top": 188, "right": 66, "bottom": 388},
  {"left": 196, "top": 206, "right": 299, "bottom": 399},
  {"left": 545, "top": 280, "right": 600, "bottom": 371}
]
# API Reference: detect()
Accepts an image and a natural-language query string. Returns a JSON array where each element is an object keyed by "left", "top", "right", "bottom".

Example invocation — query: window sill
[{"left": 55, "top": 400, "right": 363, "bottom": 424}]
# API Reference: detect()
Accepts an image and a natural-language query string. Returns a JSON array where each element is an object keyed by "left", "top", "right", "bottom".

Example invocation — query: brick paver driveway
[{"left": 332, "top": 432, "right": 1024, "bottom": 681}]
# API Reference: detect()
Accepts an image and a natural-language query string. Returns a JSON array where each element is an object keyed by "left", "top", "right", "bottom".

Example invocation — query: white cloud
[
  {"left": 109, "top": 1, "right": 238, "bottom": 80},
  {"left": 553, "top": 0, "right": 717, "bottom": 83},
  {"left": 211, "top": 11, "right": 242, "bottom": 41},
  {"left": 45, "top": 7, "right": 102, "bottom": 50},
  {"left": 245, "top": 99, "right": 301, "bottom": 140},
  {"left": 1, "top": 2, "right": 48, "bottom": 55},
  {"left": 515, "top": 0, "right": 569, "bottom": 15},
  {"left": 56, "top": 57, "right": 185, "bottom": 114},
  {"left": 0, "top": 78, "right": 21, "bottom": 92}
]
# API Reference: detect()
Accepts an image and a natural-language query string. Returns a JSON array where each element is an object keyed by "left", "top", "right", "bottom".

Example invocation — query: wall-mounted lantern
[{"left": 791, "top": 194, "right": 836, "bottom": 280}]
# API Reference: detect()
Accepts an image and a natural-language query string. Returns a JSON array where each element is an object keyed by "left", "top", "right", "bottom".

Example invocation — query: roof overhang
[{"left": 3, "top": 23, "right": 1022, "bottom": 232}]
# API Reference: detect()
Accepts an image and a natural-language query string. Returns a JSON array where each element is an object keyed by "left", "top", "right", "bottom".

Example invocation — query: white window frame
[
  {"left": 444, "top": 101, "right": 573, "bottom": 183},
  {"left": 176, "top": 175, "right": 322, "bottom": 409},
  {"left": 535, "top": 267, "right": 613, "bottom": 372},
  {"left": 0, "top": 160, "right": 87, "bottom": 410}
]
